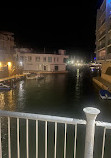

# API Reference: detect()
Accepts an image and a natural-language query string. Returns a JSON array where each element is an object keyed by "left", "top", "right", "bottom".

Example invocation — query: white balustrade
[{"left": 0, "top": 108, "right": 110, "bottom": 158}]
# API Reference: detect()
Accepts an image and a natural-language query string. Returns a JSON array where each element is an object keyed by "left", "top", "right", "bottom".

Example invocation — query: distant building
[
  {"left": 58, "top": 49, "right": 66, "bottom": 55},
  {"left": 96, "top": 0, "right": 111, "bottom": 61},
  {"left": 95, "top": 0, "right": 111, "bottom": 83},
  {"left": 0, "top": 31, "right": 15, "bottom": 54},
  {"left": 14, "top": 48, "right": 69, "bottom": 72},
  {"left": 0, "top": 31, "right": 15, "bottom": 77}
]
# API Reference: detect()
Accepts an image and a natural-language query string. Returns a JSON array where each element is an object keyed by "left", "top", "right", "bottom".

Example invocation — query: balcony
[
  {"left": 97, "top": 20, "right": 106, "bottom": 32},
  {"left": 108, "top": 39, "right": 111, "bottom": 46},
  {"left": 0, "top": 50, "right": 6, "bottom": 54},
  {"left": 101, "top": 19, "right": 105, "bottom": 26},
  {"left": 0, "top": 107, "right": 111, "bottom": 158},
  {"left": 106, "top": 53, "right": 111, "bottom": 59},
  {"left": 97, "top": 56, "right": 105, "bottom": 61},
  {"left": 108, "top": 25, "right": 111, "bottom": 32},
  {"left": 98, "top": 31, "right": 106, "bottom": 40},
  {"left": 98, "top": 43, "right": 105, "bottom": 50}
]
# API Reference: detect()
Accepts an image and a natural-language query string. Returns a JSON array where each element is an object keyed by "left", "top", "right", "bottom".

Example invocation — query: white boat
[
  {"left": 0, "top": 83, "right": 11, "bottom": 90},
  {"left": 36, "top": 74, "right": 44, "bottom": 80},
  {"left": 26, "top": 74, "right": 44, "bottom": 80},
  {"left": 26, "top": 75, "right": 38, "bottom": 80}
]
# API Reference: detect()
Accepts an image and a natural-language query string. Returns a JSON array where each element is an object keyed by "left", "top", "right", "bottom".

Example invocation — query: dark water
[{"left": 0, "top": 67, "right": 111, "bottom": 158}]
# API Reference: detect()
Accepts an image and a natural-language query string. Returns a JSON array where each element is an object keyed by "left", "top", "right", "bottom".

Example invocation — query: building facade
[
  {"left": 96, "top": 0, "right": 111, "bottom": 82},
  {"left": 0, "top": 31, "right": 15, "bottom": 54},
  {"left": 0, "top": 31, "right": 15, "bottom": 77},
  {"left": 14, "top": 49, "right": 68, "bottom": 72},
  {"left": 96, "top": 0, "right": 111, "bottom": 62}
]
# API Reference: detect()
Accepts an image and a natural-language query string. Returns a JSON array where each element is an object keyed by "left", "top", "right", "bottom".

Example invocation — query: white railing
[{"left": 0, "top": 107, "right": 111, "bottom": 158}]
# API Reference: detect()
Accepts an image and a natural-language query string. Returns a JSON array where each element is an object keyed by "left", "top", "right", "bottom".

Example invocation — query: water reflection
[
  {"left": 0, "top": 93, "right": 5, "bottom": 109},
  {"left": 0, "top": 70, "right": 111, "bottom": 158},
  {"left": 75, "top": 69, "right": 80, "bottom": 101},
  {"left": 17, "top": 80, "right": 26, "bottom": 111},
  {"left": 7, "top": 90, "right": 15, "bottom": 110}
]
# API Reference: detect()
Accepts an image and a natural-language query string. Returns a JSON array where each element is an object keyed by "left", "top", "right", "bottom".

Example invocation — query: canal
[{"left": 0, "top": 67, "right": 111, "bottom": 158}]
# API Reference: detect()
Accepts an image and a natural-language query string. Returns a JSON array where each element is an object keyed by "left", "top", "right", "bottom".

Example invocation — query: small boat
[
  {"left": 99, "top": 89, "right": 111, "bottom": 99},
  {"left": 26, "top": 75, "right": 38, "bottom": 80},
  {"left": 26, "top": 73, "right": 44, "bottom": 80},
  {"left": 0, "top": 83, "right": 11, "bottom": 90},
  {"left": 36, "top": 74, "right": 44, "bottom": 80}
]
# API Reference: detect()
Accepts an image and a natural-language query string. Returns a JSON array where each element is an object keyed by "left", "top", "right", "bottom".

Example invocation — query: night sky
[{"left": 0, "top": 1, "right": 103, "bottom": 60}]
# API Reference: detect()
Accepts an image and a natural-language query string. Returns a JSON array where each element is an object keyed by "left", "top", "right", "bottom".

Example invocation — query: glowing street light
[
  {"left": 8, "top": 62, "right": 11, "bottom": 67},
  {"left": 19, "top": 61, "right": 23, "bottom": 66}
]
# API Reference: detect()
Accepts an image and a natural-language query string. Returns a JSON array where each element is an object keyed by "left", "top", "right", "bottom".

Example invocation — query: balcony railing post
[
  {"left": 83, "top": 107, "right": 100, "bottom": 158},
  {"left": 0, "top": 117, "right": 2, "bottom": 158}
]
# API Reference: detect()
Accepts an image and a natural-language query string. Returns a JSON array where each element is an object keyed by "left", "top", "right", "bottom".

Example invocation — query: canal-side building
[
  {"left": 0, "top": 31, "right": 15, "bottom": 54},
  {"left": 96, "top": 0, "right": 111, "bottom": 83},
  {"left": 14, "top": 48, "right": 68, "bottom": 73},
  {"left": 0, "top": 31, "right": 16, "bottom": 77}
]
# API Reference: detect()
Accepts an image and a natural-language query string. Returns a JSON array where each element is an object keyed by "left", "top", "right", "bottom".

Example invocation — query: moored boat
[
  {"left": 0, "top": 83, "right": 11, "bottom": 90},
  {"left": 26, "top": 75, "right": 38, "bottom": 80},
  {"left": 37, "top": 74, "right": 44, "bottom": 80},
  {"left": 99, "top": 89, "right": 111, "bottom": 99},
  {"left": 26, "top": 73, "right": 44, "bottom": 80}
]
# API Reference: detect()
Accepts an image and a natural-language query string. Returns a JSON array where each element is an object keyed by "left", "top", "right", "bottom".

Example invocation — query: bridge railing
[
  {"left": 0, "top": 107, "right": 110, "bottom": 158},
  {"left": 96, "top": 121, "right": 111, "bottom": 158}
]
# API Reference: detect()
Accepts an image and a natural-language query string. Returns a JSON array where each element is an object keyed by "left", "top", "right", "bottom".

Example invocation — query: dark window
[
  {"left": 43, "top": 57, "right": 46, "bottom": 62},
  {"left": 44, "top": 66, "right": 46, "bottom": 70},
  {"left": 20, "top": 56, "right": 24, "bottom": 61},
  {"left": 55, "top": 66, "right": 58, "bottom": 71},
  {"left": 106, "top": 67, "right": 111, "bottom": 75},
  {"left": 48, "top": 57, "right": 52, "bottom": 62},
  {"left": 28, "top": 56, "right": 32, "bottom": 62},
  {"left": 107, "top": 46, "right": 111, "bottom": 54},
  {"left": 35, "top": 57, "right": 40, "bottom": 62},
  {"left": 63, "top": 58, "right": 67, "bottom": 63}
]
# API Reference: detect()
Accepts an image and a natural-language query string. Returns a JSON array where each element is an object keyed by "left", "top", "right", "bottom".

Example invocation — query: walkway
[{"left": 93, "top": 76, "right": 111, "bottom": 92}]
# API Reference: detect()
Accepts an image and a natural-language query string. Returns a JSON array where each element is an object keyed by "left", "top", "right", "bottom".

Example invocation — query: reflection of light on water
[
  {"left": 18, "top": 81, "right": 25, "bottom": 110},
  {"left": 75, "top": 69, "right": 80, "bottom": 99},
  {"left": 7, "top": 90, "right": 14, "bottom": 109},
  {"left": 19, "top": 81, "right": 24, "bottom": 98},
  {"left": 0, "top": 90, "right": 16, "bottom": 111},
  {"left": 20, "top": 81, "right": 23, "bottom": 90},
  {"left": 76, "top": 69, "right": 80, "bottom": 78},
  {"left": 0, "top": 93, "right": 5, "bottom": 109}
]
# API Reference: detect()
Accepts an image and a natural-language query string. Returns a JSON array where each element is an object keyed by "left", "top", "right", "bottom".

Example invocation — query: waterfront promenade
[
  {"left": 93, "top": 77, "right": 111, "bottom": 93},
  {"left": 0, "top": 74, "right": 25, "bottom": 83}
]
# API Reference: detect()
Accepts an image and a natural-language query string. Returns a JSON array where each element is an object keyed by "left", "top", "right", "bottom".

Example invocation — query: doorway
[{"left": 55, "top": 66, "right": 58, "bottom": 71}]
